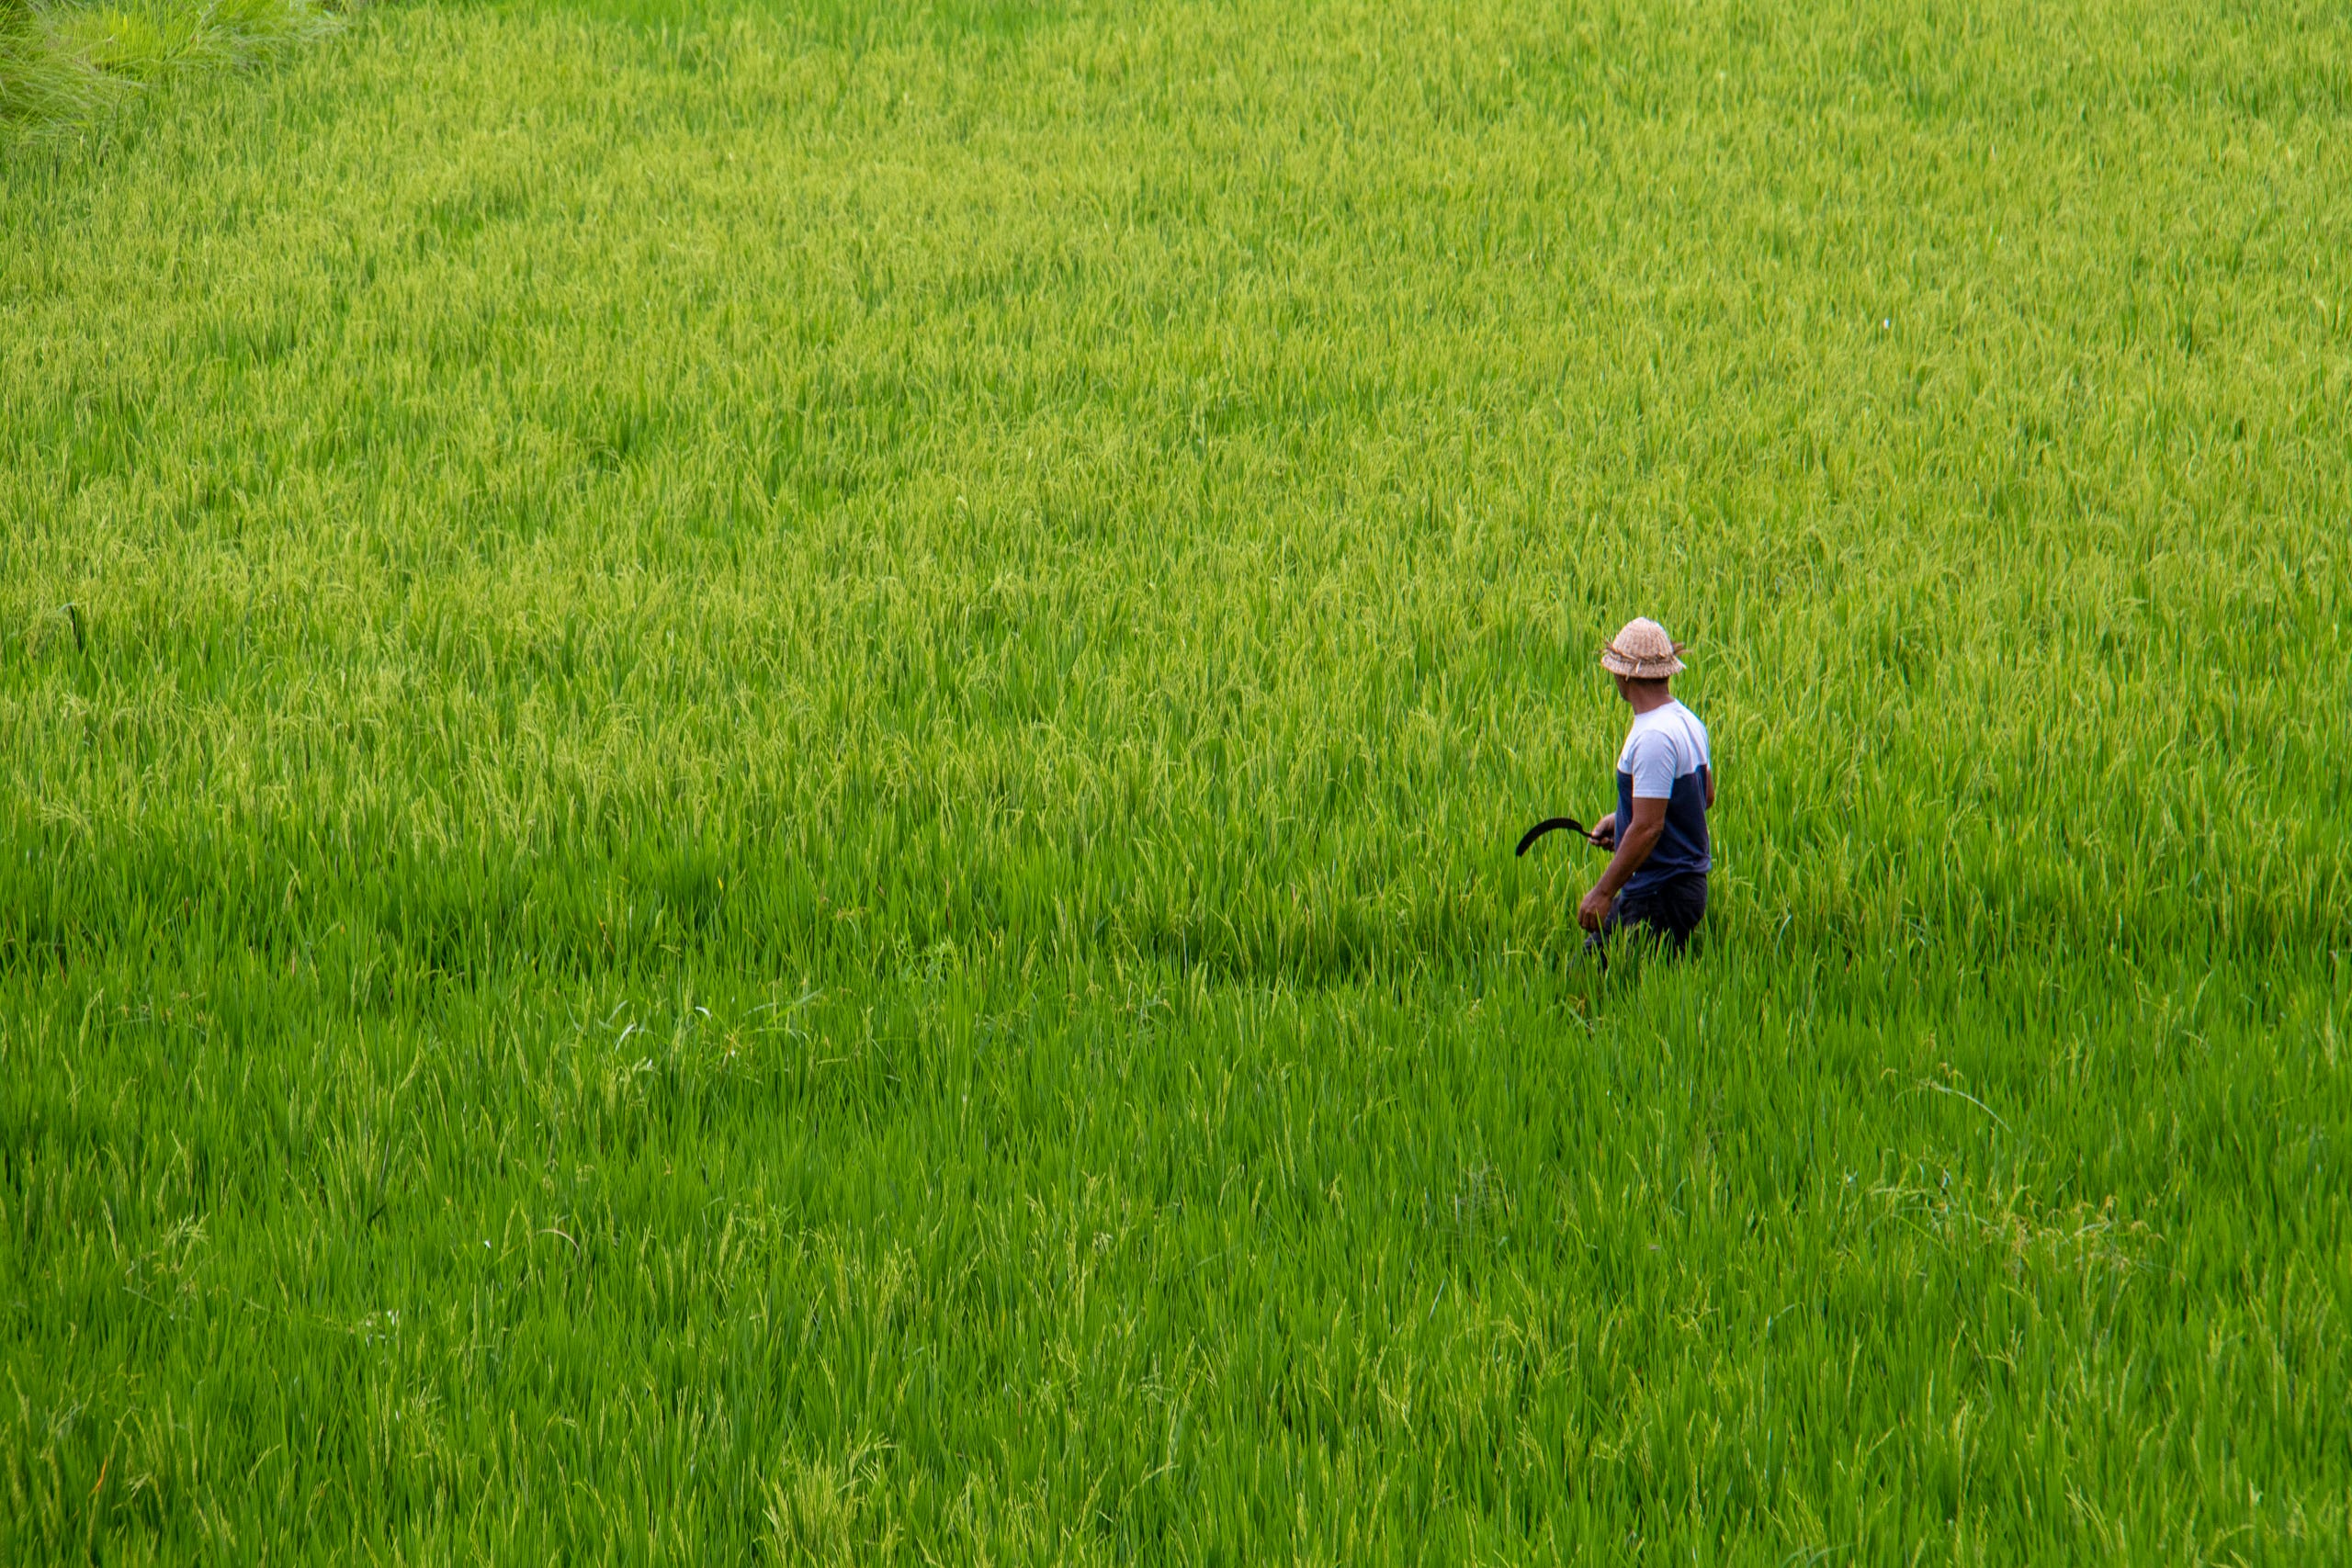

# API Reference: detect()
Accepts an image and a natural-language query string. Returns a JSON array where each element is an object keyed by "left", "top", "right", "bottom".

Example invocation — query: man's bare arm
[
  {"left": 1578, "top": 797, "right": 1667, "bottom": 931},
  {"left": 1595, "top": 796, "right": 1668, "bottom": 900}
]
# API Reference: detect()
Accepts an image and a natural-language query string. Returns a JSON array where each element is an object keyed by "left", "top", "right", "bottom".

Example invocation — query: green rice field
[{"left": 4, "top": 0, "right": 2350, "bottom": 1559}]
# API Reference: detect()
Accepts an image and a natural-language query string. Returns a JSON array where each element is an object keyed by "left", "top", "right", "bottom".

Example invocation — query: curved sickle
[{"left": 1513, "top": 817, "right": 1593, "bottom": 857}]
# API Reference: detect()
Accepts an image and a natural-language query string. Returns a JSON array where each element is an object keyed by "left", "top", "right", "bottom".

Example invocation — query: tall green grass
[
  {"left": 3, "top": 0, "right": 2349, "bottom": 1560},
  {"left": 1, "top": 0, "right": 342, "bottom": 134}
]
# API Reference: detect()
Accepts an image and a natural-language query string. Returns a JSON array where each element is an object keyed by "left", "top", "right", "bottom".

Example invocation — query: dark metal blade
[{"left": 1514, "top": 817, "right": 1589, "bottom": 856}]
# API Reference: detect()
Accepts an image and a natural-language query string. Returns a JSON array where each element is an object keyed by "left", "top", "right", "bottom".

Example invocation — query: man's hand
[
  {"left": 1586, "top": 815, "right": 1617, "bottom": 849},
  {"left": 1577, "top": 884, "right": 1615, "bottom": 932}
]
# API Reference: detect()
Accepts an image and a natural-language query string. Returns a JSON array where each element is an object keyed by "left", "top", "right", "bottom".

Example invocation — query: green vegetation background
[
  {"left": 2, "top": 0, "right": 344, "bottom": 130},
  {"left": 4, "top": 0, "right": 2349, "bottom": 1559}
]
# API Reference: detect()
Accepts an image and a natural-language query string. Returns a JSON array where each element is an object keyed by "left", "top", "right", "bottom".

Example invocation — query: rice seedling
[{"left": 2, "top": 0, "right": 2347, "bottom": 1559}]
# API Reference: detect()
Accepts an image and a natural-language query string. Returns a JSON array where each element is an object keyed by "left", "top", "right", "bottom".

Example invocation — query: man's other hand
[
  {"left": 1587, "top": 816, "right": 1617, "bottom": 849},
  {"left": 1577, "top": 885, "right": 1615, "bottom": 931}
]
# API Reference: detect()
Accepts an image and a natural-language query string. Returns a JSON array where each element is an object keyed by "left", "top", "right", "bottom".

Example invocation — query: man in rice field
[{"left": 1577, "top": 617, "right": 1714, "bottom": 956}]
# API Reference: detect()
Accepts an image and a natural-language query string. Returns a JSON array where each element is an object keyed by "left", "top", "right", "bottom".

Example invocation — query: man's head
[{"left": 1600, "top": 617, "right": 1685, "bottom": 706}]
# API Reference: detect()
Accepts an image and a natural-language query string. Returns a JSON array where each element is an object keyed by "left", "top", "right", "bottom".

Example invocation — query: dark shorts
[{"left": 1588, "top": 872, "right": 1708, "bottom": 959}]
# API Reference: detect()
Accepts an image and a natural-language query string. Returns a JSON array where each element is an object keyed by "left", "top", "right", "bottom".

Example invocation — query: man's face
[{"left": 1611, "top": 673, "right": 1633, "bottom": 705}]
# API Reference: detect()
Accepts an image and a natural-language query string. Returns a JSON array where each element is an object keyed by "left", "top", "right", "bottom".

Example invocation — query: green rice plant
[
  {"left": 0, "top": 0, "right": 341, "bottom": 134},
  {"left": 1, "top": 0, "right": 2348, "bottom": 1560},
  {"left": 1, "top": 0, "right": 121, "bottom": 125}
]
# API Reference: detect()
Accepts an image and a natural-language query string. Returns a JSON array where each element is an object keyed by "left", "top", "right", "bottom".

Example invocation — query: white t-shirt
[
  {"left": 1618, "top": 701, "right": 1711, "bottom": 799},
  {"left": 1614, "top": 699, "right": 1713, "bottom": 890}
]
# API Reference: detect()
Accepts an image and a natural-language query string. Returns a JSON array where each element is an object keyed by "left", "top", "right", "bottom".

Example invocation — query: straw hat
[{"left": 1599, "top": 617, "right": 1686, "bottom": 678}]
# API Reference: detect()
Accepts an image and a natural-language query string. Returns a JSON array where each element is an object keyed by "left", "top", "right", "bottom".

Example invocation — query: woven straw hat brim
[{"left": 1599, "top": 645, "right": 1687, "bottom": 678}]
